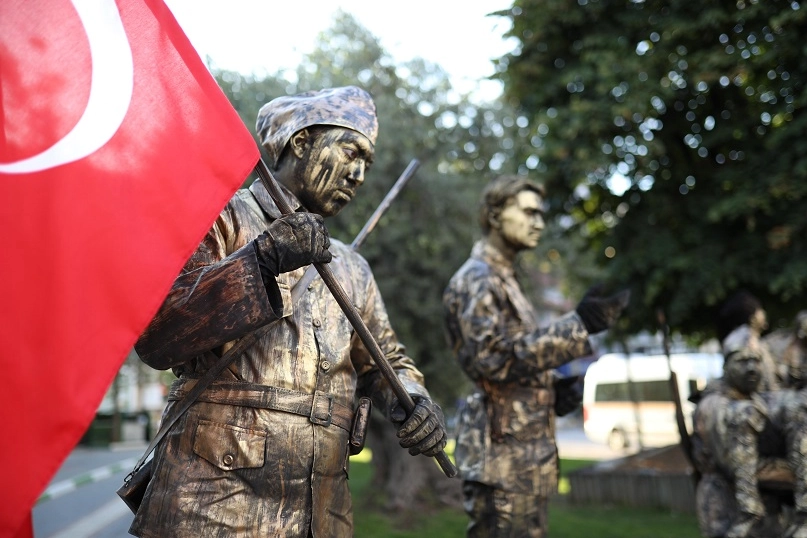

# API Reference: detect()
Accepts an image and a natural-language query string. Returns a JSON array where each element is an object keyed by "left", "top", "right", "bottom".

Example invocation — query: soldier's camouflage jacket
[
  {"left": 443, "top": 239, "right": 592, "bottom": 496},
  {"left": 130, "top": 179, "right": 429, "bottom": 538},
  {"left": 691, "top": 379, "right": 768, "bottom": 535},
  {"left": 692, "top": 381, "right": 807, "bottom": 536}
]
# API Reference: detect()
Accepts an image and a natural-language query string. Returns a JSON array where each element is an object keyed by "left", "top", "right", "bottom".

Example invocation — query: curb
[{"left": 37, "top": 457, "right": 139, "bottom": 504}]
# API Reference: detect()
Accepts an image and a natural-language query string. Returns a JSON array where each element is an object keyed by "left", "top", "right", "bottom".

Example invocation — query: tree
[
  {"left": 495, "top": 0, "right": 807, "bottom": 340},
  {"left": 214, "top": 10, "right": 529, "bottom": 510}
]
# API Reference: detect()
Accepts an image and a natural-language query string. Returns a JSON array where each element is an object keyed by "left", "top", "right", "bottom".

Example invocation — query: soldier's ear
[
  {"left": 487, "top": 207, "right": 502, "bottom": 231},
  {"left": 289, "top": 129, "right": 311, "bottom": 159}
]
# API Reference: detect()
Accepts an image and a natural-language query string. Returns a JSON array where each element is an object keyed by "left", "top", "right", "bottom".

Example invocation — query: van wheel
[{"left": 608, "top": 428, "right": 628, "bottom": 451}]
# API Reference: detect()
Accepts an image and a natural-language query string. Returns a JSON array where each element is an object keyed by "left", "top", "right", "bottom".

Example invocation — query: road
[
  {"left": 33, "top": 442, "right": 144, "bottom": 538},
  {"left": 32, "top": 421, "right": 625, "bottom": 537}
]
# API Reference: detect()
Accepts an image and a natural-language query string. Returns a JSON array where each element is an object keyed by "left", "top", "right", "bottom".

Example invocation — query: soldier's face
[
  {"left": 497, "top": 191, "right": 545, "bottom": 251},
  {"left": 749, "top": 308, "right": 768, "bottom": 334},
  {"left": 295, "top": 127, "right": 374, "bottom": 217},
  {"left": 725, "top": 351, "right": 762, "bottom": 395}
]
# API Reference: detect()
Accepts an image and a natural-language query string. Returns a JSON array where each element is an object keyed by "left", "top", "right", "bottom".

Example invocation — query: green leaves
[{"left": 498, "top": 0, "right": 807, "bottom": 337}]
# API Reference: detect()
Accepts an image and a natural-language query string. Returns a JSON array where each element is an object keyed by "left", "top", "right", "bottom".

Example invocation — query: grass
[{"left": 349, "top": 454, "right": 701, "bottom": 538}]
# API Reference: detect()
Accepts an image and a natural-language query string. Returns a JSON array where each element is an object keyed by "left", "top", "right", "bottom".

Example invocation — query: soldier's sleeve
[
  {"left": 449, "top": 276, "right": 591, "bottom": 383},
  {"left": 513, "top": 311, "right": 593, "bottom": 374},
  {"left": 349, "top": 255, "right": 429, "bottom": 415},
  {"left": 135, "top": 203, "right": 287, "bottom": 369}
]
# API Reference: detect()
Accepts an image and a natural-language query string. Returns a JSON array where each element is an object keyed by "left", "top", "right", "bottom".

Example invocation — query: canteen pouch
[
  {"left": 349, "top": 397, "right": 372, "bottom": 455},
  {"left": 116, "top": 458, "right": 153, "bottom": 514}
]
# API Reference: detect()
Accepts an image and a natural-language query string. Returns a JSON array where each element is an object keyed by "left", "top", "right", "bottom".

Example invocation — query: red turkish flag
[{"left": 0, "top": 0, "right": 259, "bottom": 535}]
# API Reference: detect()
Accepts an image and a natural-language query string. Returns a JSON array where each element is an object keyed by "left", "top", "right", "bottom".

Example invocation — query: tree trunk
[{"left": 365, "top": 410, "right": 462, "bottom": 512}]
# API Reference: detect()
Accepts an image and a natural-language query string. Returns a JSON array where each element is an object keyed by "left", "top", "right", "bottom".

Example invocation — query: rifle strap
[
  {"left": 124, "top": 319, "right": 275, "bottom": 481},
  {"left": 125, "top": 177, "right": 307, "bottom": 482}
]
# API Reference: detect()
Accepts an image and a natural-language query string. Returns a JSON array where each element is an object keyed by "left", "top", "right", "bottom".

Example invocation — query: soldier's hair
[
  {"left": 478, "top": 175, "right": 546, "bottom": 235},
  {"left": 716, "top": 290, "right": 763, "bottom": 342}
]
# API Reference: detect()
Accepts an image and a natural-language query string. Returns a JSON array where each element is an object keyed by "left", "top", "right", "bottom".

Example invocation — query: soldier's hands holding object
[
  {"left": 254, "top": 212, "right": 332, "bottom": 277},
  {"left": 575, "top": 284, "right": 631, "bottom": 334},
  {"left": 553, "top": 376, "right": 583, "bottom": 417},
  {"left": 390, "top": 394, "right": 448, "bottom": 457}
]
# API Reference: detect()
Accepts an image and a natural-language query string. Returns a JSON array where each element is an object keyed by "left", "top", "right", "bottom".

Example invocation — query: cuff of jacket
[{"left": 136, "top": 242, "right": 288, "bottom": 369}]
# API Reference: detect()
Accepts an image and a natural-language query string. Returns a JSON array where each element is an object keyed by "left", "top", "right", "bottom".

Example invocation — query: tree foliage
[{"left": 495, "top": 0, "right": 807, "bottom": 340}]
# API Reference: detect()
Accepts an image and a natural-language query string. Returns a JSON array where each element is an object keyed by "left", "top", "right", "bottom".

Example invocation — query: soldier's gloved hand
[
  {"left": 575, "top": 284, "right": 630, "bottom": 334},
  {"left": 554, "top": 376, "right": 583, "bottom": 417},
  {"left": 390, "top": 394, "right": 448, "bottom": 457},
  {"left": 253, "top": 213, "right": 332, "bottom": 278}
]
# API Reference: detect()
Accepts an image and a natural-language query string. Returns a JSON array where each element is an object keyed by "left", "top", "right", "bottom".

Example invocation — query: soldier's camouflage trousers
[{"left": 462, "top": 481, "right": 548, "bottom": 538}]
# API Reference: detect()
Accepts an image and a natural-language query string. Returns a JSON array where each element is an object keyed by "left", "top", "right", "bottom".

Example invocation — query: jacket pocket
[
  {"left": 499, "top": 386, "right": 550, "bottom": 443},
  {"left": 193, "top": 419, "right": 267, "bottom": 471}
]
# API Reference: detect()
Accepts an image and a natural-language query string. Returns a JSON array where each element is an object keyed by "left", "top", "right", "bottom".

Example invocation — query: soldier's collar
[
  {"left": 472, "top": 239, "right": 515, "bottom": 278},
  {"left": 249, "top": 178, "right": 303, "bottom": 219}
]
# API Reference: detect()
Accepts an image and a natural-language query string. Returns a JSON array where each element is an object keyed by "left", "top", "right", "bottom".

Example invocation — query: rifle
[
  {"left": 255, "top": 158, "right": 458, "bottom": 478},
  {"left": 290, "top": 158, "right": 420, "bottom": 306},
  {"left": 657, "top": 309, "right": 701, "bottom": 484}
]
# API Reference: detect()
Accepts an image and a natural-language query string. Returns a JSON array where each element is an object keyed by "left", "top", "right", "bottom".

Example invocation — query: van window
[{"left": 594, "top": 380, "right": 674, "bottom": 403}]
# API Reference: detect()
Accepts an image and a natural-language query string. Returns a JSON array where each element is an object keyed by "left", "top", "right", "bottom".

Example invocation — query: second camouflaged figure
[{"left": 443, "top": 175, "right": 628, "bottom": 538}]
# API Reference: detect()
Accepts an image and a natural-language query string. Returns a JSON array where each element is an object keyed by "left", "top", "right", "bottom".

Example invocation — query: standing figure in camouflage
[
  {"left": 782, "top": 311, "right": 807, "bottom": 389},
  {"left": 442, "top": 175, "right": 628, "bottom": 538},
  {"left": 692, "top": 325, "right": 775, "bottom": 538},
  {"left": 130, "top": 86, "right": 447, "bottom": 538}
]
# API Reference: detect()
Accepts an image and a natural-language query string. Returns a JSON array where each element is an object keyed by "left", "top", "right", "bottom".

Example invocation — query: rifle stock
[{"left": 657, "top": 309, "right": 700, "bottom": 484}]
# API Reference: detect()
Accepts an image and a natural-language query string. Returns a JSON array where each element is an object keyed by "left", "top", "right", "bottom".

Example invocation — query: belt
[
  {"left": 476, "top": 383, "right": 552, "bottom": 405},
  {"left": 169, "top": 379, "right": 354, "bottom": 432}
]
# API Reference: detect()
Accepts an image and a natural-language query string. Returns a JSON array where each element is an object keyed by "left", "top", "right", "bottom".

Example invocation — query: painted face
[
  {"left": 497, "top": 190, "right": 545, "bottom": 251},
  {"left": 749, "top": 308, "right": 768, "bottom": 334},
  {"left": 295, "top": 127, "right": 374, "bottom": 217},
  {"left": 724, "top": 350, "right": 762, "bottom": 396}
]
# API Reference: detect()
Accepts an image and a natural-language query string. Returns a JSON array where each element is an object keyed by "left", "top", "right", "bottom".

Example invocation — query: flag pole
[{"left": 254, "top": 159, "right": 457, "bottom": 478}]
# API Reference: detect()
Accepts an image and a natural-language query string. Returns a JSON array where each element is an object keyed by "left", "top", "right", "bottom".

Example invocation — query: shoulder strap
[
  {"left": 126, "top": 178, "right": 301, "bottom": 481},
  {"left": 125, "top": 323, "right": 273, "bottom": 481}
]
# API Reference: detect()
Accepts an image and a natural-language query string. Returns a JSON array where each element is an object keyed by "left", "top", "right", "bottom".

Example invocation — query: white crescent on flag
[
  {"left": 1, "top": 1, "right": 260, "bottom": 536},
  {"left": 0, "top": 0, "right": 133, "bottom": 174}
]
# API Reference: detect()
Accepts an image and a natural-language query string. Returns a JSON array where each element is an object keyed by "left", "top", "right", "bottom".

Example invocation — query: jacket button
[
  {"left": 222, "top": 454, "right": 234, "bottom": 466},
  {"left": 321, "top": 361, "right": 331, "bottom": 371}
]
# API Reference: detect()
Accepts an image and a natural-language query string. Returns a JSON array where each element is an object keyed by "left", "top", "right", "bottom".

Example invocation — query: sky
[{"left": 163, "top": 0, "right": 517, "bottom": 102}]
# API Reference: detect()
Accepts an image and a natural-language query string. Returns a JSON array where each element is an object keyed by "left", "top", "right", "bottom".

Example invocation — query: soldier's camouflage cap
[
  {"left": 256, "top": 86, "right": 379, "bottom": 167},
  {"left": 721, "top": 325, "right": 759, "bottom": 358}
]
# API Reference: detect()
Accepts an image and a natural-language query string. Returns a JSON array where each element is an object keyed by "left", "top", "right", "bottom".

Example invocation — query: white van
[{"left": 582, "top": 352, "right": 724, "bottom": 450}]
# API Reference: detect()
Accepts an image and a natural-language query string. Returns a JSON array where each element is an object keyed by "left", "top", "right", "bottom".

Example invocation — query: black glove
[
  {"left": 390, "top": 394, "right": 448, "bottom": 457},
  {"left": 575, "top": 284, "right": 630, "bottom": 334},
  {"left": 253, "top": 212, "right": 332, "bottom": 278},
  {"left": 554, "top": 376, "right": 583, "bottom": 417}
]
